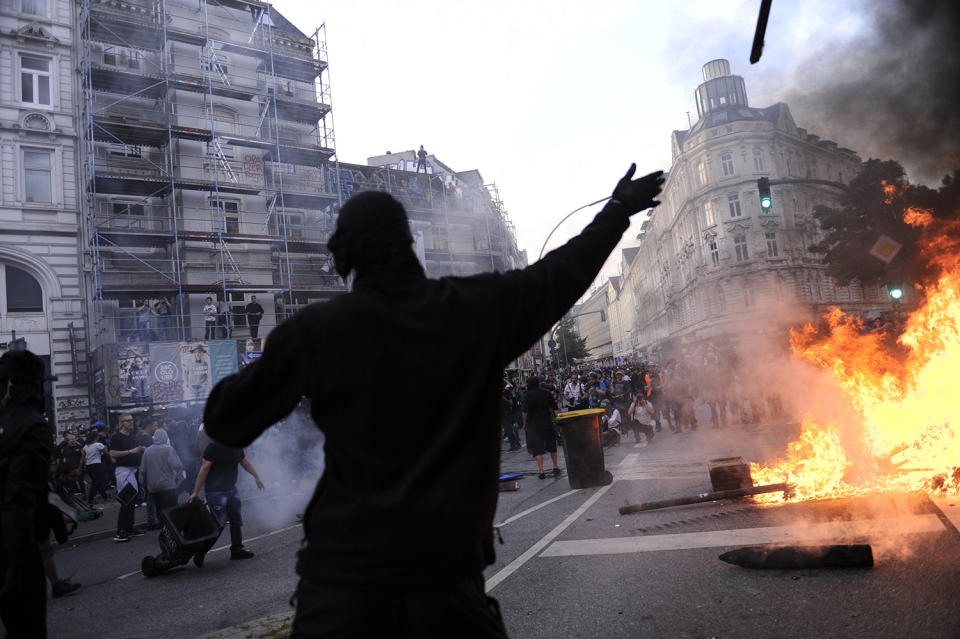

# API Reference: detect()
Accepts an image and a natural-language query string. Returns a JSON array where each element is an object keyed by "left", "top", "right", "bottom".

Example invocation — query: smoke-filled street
[{"left": 46, "top": 417, "right": 960, "bottom": 638}]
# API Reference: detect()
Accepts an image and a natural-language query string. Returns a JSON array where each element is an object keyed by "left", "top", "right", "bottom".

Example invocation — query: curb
[{"left": 200, "top": 611, "right": 294, "bottom": 639}]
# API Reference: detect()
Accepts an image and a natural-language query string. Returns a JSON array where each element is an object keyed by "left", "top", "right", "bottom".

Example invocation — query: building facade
[
  {"left": 571, "top": 282, "right": 613, "bottom": 365},
  {"left": 76, "top": 0, "right": 526, "bottom": 419},
  {"left": 1, "top": 0, "right": 91, "bottom": 431},
  {"left": 611, "top": 59, "right": 893, "bottom": 362}
]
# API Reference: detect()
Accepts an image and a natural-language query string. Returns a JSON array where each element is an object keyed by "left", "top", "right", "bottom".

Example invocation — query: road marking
[
  {"left": 485, "top": 483, "right": 613, "bottom": 592},
  {"left": 621, "top": 453, "right": 639, "bottom": 467},
  {"left": 540, "top": 514, "right": 946, "bottom": 557},
  {"left": 495, "top": 490, "right": 580, "bottom": 527},
  {"left": 486, "top": 454, "right": 638, "bottom": 592},
  {"left": 931, "top": 496, "right": 960, "bottom": 535},
  {"left": 633, "top": 441, "right": 648, "bottom": 448},
  {"left": 115, "top": 523, "right": 301, "bottom": 580}
]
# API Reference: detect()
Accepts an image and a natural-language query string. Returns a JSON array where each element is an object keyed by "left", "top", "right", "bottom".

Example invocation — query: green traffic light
[
  {"left": 760, "top": 196, "right": 772, "bottom": 210},
  {"left": 889, "top": 288, "right": 903, "bottom": 300}
]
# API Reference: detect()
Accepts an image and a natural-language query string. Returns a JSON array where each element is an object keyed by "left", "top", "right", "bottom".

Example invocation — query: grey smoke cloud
[{"left": 777, "top": 0, "right": 960, "bottom": 184}]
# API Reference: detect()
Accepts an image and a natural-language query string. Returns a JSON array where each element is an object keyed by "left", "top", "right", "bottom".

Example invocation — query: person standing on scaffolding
[
  {"left": 202, "top": 164, "right": 664, "bottom": 637},
  {"left": 416, "top": 145, "right": 428, "bottom": 173}
]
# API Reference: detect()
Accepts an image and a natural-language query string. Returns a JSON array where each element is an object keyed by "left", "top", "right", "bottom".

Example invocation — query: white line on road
[
  {"left": 485, "top": 454, "right": 638, "bottom": 592},
  {"left": 495, "top": 490, "right": 580, "bottom": 527},
  {"left": 633, "top": 441, "right": 648, "bottom": 448},
  {"left": 116, "top": 523, "right": 301, "bottom": 580},
  {"left": 485, "top": 483, "right": 612, "bottom": 592},
  {"left": 540, "top": 514, "right": 946, "bottom": 557}
]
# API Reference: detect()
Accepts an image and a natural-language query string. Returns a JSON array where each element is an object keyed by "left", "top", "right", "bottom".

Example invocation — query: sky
[{"left": 273, "top": 1, "right": 875, "bottom": 282}]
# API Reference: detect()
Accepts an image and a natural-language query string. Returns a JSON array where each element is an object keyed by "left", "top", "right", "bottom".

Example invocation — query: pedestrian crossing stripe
[{"left": 539, "top": 514, "right": 946, "bottom": 557}]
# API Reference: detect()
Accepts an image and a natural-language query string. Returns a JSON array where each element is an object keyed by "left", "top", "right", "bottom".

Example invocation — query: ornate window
[
  {"left": 727, "top": 193, "right": 741, "bottom": 218},
  {"left": 765, "top": 231, "right": 779, "bottom": 257},
  {"left": 20, "top": 55, "right": 51, "bottom": 106},
  {"left": 734, "top": 233, "right": 749, "bottom": 262},
  {"left": 2, "top": 264, "right": 43, "bottom": 313},
  {"left": 721, "top": 153, "right": 735, "bottom": 176},
  {"left": 23, "top": 148, "right": 53, "bottom": 204},
  {"left": 753, "top": 149, "right": 765, "bottom": 171}
]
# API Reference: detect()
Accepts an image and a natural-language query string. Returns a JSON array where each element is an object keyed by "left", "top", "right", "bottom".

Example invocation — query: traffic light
[
  {"left": 758, "top": 177, "right": 772, "bottom": 211},
  {"left": 889, "top": 287, "right": 903, "bottom": 300}
]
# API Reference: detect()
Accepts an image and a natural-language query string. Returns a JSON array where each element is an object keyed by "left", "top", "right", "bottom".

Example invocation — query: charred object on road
[{"left": 719, "top": 544, "right": 874, "bottom": 569}]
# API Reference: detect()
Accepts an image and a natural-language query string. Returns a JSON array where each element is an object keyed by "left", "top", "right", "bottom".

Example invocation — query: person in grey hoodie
[{"left": 139, "top": 429, "right": 184, "bottom": 521}]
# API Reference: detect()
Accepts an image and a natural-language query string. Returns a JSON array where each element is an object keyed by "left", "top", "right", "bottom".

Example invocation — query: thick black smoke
[{"left": 779, "top": 0, "right": 960, "bottom": 185}]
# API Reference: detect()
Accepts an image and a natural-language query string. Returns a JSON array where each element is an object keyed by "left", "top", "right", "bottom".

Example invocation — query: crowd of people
[{"left": 502, "top": 355, "right": 789, "bottom": 457}]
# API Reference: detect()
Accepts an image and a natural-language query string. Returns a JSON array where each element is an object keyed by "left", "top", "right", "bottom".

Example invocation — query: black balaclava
[
  {"left": 0, "top": 350, "right": 46, "bottom": 413},
  {"left": 527, "top": 376, "right": 540, "bottom": 390},
  {"left": 327, "top": 192, "right": 418, "bottom": 279}
]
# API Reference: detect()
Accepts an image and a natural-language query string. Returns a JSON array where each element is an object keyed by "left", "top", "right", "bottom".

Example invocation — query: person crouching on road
[{"left": 188, "top": 441, "right": 264, "bottom": 565}]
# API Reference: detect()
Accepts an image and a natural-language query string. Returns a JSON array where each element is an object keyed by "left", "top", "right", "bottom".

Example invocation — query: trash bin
[
  {"left": 556, "top": 409, "right": 613, "bottom": 489},
  {"left": 141, "top": 501, "right": 222, "bottom": 577}
]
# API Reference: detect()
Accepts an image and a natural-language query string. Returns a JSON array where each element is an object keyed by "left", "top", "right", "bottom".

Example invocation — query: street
[{"left": 47, "top": 419, "right": 960, "bottom": 639}]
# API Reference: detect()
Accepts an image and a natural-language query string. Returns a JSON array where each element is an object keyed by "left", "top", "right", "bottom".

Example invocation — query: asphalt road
[{"left": 45, "top": 419, "right": 960, "bottom": 639}]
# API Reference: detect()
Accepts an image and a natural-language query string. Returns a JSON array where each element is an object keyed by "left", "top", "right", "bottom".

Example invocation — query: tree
[
  {"left": 808, "top": 159, "right": 945, "bottom": 287},
  {"left": 552, "top": 316, "right": 589, "bottom": 367}
]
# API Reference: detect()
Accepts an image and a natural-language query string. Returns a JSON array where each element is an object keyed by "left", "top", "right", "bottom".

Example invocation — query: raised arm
[{"left": 203, "top": 319, "right": 307, "bottom": 447}]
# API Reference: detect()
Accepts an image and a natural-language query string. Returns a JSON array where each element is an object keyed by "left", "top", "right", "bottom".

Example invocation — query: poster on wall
[
  {"left": 237, "top": 336, "right": 265, "bottom": 369},
  {"left": 149, "top": 342, "right": 184, "bottom": 402},
  {"left": 180, "top": 342, "right": 210, "bottom": 401},
  {"left": 117, "top": 344, "right": 150, "bottom": 402},
  {"left": 209, "top": 340, "right": 238, "bottom": 387}
]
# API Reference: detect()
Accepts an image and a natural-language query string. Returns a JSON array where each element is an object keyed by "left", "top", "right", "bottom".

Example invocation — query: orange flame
[{"left": 752, "top": 206, "right": 960, "bottom": 502}]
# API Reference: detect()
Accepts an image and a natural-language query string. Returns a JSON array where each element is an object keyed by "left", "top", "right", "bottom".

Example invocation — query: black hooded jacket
[{"left": 204, "top": 200, "right": 631, "bottom": 590}]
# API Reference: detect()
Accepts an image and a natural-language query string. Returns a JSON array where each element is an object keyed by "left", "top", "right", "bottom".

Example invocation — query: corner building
[{"left": 614, "top": 59, "right": 893, "bottom": 361}]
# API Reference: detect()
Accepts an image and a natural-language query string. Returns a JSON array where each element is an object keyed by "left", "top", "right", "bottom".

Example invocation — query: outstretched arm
[
  {"left": 204, "top": 320, "right": 306, "bottom": 448},
  {"left": 240, "top": 458, "right": 265, "bottom": 490}
]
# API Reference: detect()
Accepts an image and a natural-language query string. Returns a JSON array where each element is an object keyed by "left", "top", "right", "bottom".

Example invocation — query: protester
[
  {"left": 202, "top": 166, "right": 664, "bottom": 637},
  {"left": 202, "top": 297, "right": 217, "bottom": 340},
  {"left": 109, "top": 414, "right": 144, "bottom": 542},
  {"left": 82, "top": 431, "right": 110, "bottom": 503},
  {"left": 0, "top": 350, "right": 52, "bottom": 638},
  {"left": 416, "top": 144, "right": 428, "bottom": 173},
  {"left": 189, "top": 441, "right": 264, "bottom": 565},
  {"left": 628, "top": 391, "right": 657, "bottom": 444},
  {"left": 139, "top": 429, "right": 185, "bottom": 527},
  {"left": 501, "top": 380, "right": 522, "bottom": 452},
  {"left": 522, "top": 376, "right": 561, "bottom": 479}
]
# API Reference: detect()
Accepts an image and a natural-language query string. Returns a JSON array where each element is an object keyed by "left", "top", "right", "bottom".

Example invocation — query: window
[
  {"left": 725, "top": 125, "right": 733, "bottom": 133},
  {"left": 103, "top": 46, "right": 117, "bottom": 66},
  {"left": 716, "top": 284, "right": 727, "bottom": 313},
  {"left": 765, "top": 231, "right": 779, "bottom": 257},
  {"left": 23, "top": 149, "right": 53, "bottom": 203},
  {"left": 721, "top": 153, "right": 735, "bottom": 176},
  {"left": 20, "top": 55, "right": 51, "bottom": 106},
  {"left": 127, "top": 50, "right": 140, "bottom": 70},
  {"left": 734, "top": 233, "right": 749, "bottom": 262},
  {"left": 697, "top": 162, "right": 707, "bottom": 186},
  {"left": 703, "top": 200, "right": 715, "bottom": 226},
  {"left": 3, "top": 265, "right": 43, "bottom": 313},
  {"left": 210, "top": 199, "right": 240, "bottom": 233},
  {"left": 743, "top": 287, "right": 756, "bottom": 307},
  {"left": 113, "top": 202, "right": 144, "bottom": 229},
  {"left": 431, "top": 225, "right": 448, "bottom": 251},
  {"left": 20, "top": 0, "right": 47, "bottom": 16},
  {"left": 753, "top": 149, "right": 765, "bottom": 171},
  {"left": 109, "top": 143, "right": 142, "bottom": 157},
  {"left": 709, "top": 240, "right": 720, "bottom": 267},
  {"left": 727, "top": 193, "right": 742, "bottom": 218}
]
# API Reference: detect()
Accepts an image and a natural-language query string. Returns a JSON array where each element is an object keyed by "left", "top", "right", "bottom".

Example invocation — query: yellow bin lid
[{"left": 556, "top": 408, "right": 606, "bottom": 420}]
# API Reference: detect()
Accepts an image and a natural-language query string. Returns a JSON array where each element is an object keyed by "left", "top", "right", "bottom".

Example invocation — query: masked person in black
[
  {"left": 203, "top": 164, "right": 663, "bottom": 638},
  {"left": 521, "top": 376, "right": 560, "bottom": 479},
  {"left": 0, "top": 350, "right": 52, "bottom": 639}
]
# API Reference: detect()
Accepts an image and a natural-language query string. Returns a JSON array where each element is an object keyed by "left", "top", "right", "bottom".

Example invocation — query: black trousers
[
  {"left": 290, "top": 575, "right": 509, "bottom": 639},
  {"left": 0, "top": 551, "right": 46, "bottom": 639},
  {"left": 249, "top": 321, "right": 260, "bottom": 339}
]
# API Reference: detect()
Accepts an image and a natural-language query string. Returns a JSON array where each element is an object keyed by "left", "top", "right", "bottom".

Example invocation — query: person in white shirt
[
  {"left": 562, "top": 374, "right": 584, "bottom": 410},
  {"left": 81, "top": 431, "right": 110, "bottom": 502},
  {"left": 203, "top": 297, "right": 218, "bottom": 340}
]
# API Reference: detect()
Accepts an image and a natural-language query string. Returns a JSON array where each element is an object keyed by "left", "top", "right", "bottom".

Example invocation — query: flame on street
[{"left": 751, "top": 204, "right": 960, "bottom": 503}]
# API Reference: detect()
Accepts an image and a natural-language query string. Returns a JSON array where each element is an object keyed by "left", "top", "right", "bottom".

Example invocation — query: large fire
[{"left": 751, "top": 203, "right": 960, "bottom": 502}]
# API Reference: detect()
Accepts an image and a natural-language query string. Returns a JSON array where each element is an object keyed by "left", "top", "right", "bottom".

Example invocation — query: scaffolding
[{"left": 78, "top": 0, "right": 342, "bottom": 344}]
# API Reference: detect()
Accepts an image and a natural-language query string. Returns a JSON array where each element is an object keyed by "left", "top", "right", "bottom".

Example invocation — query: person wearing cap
[{"left": 202, "top": 165, "right": 664, "bottom": 637}]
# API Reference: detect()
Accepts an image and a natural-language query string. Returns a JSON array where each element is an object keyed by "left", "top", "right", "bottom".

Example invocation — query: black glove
[{"left": 611, "top": 164, "right": 665, "bottom": 215}]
